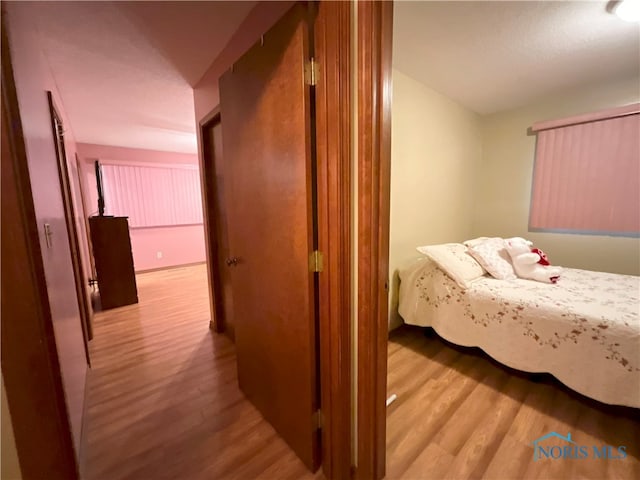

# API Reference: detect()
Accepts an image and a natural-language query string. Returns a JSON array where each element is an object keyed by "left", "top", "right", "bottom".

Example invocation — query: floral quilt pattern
[{"left": 398, "top": 258, "right": 640, "bottom": 408}]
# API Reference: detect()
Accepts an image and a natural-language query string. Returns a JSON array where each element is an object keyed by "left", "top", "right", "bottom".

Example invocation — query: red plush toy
[{"left": 505, "top": 237, "right": 562, "bottom": 284}]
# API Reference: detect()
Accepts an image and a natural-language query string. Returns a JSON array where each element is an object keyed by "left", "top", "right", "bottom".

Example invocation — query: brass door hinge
[
  {"left": 305, "top": 58, "right": 318, "bottom": 86},
  {"left": 309, "top": 250, "right": 323, "bottom": 273}
]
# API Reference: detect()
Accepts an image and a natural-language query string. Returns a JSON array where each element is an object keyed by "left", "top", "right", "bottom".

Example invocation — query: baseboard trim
[{"left": 135, "top": 261, "right": 206, "bottom": 275}]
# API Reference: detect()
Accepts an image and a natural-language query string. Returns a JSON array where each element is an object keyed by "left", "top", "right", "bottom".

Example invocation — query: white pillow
[
  {"left": 467, "top": 237, "right": 517, "bottom": 280},
  {"left": 416, "top": 243, "right": 486, "bottom": 288}
]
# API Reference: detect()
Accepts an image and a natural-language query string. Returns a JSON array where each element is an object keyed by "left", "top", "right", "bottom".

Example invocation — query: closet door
[{"left": 219, "top": 3, "right": 319, "bottom": 471}]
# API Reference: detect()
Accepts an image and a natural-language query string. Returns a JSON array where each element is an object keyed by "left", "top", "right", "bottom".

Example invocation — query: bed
[{"left": 398, "top": 256, "right": 640, "bottom": 409}]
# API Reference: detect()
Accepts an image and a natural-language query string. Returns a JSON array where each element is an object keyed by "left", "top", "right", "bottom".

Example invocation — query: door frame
[
  {"left": 356, "top": 1, "right": 393, "bottom": 480},
  {"left": 75, "top": 153, "right": 97, "bottom": 283},
  {"left": 197, "top": 1, "right": 352, "bottom": 478},
  {"left": 198, "top": 107, "right": 226, "bottom": 335},
  {"left": 313, "top": 1, "right": 352, "bottom": 478},
  {"left": 47, "top": 91, "right": 93, "bottom": 354}
]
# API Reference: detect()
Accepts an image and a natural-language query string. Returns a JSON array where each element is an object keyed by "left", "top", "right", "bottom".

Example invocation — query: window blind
[
  {"left": 101, "top": 163, "right": 203, "bottom": 228},
  {"left": 529, "top": 104, "right": 639, "bottom": 236}
]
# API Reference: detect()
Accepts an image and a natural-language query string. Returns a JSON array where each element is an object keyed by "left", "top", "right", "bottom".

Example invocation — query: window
[
  {"left": 101, "top": 163, "right": 203, "bottom": 228},
  {"left": 529, "top": 103, "right": 639, "bottom": 237}
]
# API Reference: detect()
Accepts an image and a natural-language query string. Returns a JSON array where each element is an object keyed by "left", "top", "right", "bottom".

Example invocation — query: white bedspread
[{"left": 398, "top": 258, "right": 640, "bottom": 408}]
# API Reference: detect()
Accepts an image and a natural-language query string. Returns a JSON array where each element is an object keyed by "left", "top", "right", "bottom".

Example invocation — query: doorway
[
  {"left": 200, "top": 109, "right": 235, "bottom": 340},
  {"left": 360, "top": 2, "right": 640, "bottom": 480},
  {"left": 48, "top": 92, "right": 93, "bottom": 360},
  {"left": 199, "top": 2, "right": 353, "bottom": 477}
]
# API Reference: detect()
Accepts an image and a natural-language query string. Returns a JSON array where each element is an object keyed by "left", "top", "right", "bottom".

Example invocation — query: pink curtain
[
  {"left": 102, "top": 164, "right": 203, "bottom": 228},
  {"left": 530, "top": 107, "right": 639, "bottom": 235}
]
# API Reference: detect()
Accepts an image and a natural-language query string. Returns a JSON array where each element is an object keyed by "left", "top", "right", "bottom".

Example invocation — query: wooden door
[
  {"left": 202, "top": 113, "right": 235, "bottom": 339},
  {"left": 219, "top": 3, "right": 320, "bottom": 471},
  {"left": 48, "top": 93, "right": 91, "bottom": 363}
]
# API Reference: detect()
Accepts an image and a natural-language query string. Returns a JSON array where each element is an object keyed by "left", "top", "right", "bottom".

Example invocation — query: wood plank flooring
[
  {"left": 83, "top": 264, "right": 319, "bottom": 480},
  {"left": 83, "top": 264, "right": 639, "bottom": 479},
  {"left": 386, "top": 325, "right": 640, "bottom": 480}
]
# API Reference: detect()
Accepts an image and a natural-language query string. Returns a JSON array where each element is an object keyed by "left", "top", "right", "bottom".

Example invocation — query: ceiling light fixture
[{"left": 611, "top": 0, "right": 640, "bottom": 22}]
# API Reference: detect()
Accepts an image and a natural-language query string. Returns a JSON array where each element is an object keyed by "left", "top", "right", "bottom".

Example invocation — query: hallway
[{"left": 84, "top": 264, "right": 319, "bottom": 479}]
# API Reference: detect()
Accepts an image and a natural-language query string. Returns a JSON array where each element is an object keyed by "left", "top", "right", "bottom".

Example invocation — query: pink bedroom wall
[
  {"left": 128, "top": 225, "right": 206, "bottom": 271},
  {"left": 76, "top": 143, "right": 206, "bottom": 272},
  {"left": 193, "top": 0, "right": 294, "bottom": 122},
  {"left": 5, "top": 1, "right": 87, "bottom": 458}
]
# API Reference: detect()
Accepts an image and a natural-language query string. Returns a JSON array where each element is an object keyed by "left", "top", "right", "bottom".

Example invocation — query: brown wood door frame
[
  {"left": 356, "top": 1, "right": 393, "bottom": 480},
  {"left": 198, "top": 107, "right": 227, "bottom": 335},
  {"left": 313, "top": 1, "right": 352, "bottom": 478},
  {"left": 75, "top": 153, "right": 97, "bottom": 281},
  {"left": 1, "top": 11, "right": 80, "bottom": 479},
  {"left": 198, "top": 1, "right": 352, "bottom": 478},
  {"left": 47, "top": 91, "right": 93, "bottom": 356}
]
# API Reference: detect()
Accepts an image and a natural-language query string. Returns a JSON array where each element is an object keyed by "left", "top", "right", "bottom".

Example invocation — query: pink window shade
[
  {"left": 101, "top": 164, "right": 203, "bottom": 228},
  {"left": 529, "top": 104, "right": 640, "bottom": 236}
]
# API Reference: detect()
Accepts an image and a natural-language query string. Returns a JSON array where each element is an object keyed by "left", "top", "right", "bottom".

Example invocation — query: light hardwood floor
[
  {"left": 83, "top": 264, "right": 639, "bottom": 479},
  {"left": 83, "top": 264, "right": 319, "bottom": 480},
  {"left": 386, "top": 326, "right": 640, "bottom": 480}
]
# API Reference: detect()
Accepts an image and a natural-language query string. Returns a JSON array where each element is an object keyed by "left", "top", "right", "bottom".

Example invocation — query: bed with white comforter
[{"left": 399, "top": 257, "right": 640, "bottom": 408}]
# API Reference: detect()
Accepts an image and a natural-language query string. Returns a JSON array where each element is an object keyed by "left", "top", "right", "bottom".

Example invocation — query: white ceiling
[
  {"left": 26, "top": 1, "right": 640, "bottom": 154},
  {"left": 393, "top": 0, "right": 640, "bottom": 115},
  {"left": 30, "top": 1, "right": 255, "bottom": 154}
]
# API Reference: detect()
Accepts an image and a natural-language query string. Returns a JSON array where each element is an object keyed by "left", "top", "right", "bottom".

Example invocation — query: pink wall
[
  {"left": 5, "top": 2, "right": 87, "bottom": 457},
  {"left": 77, "top": 143, "right": 206, "bottom": 272},
  {"left": 193, "top": 1, "right": 294, "bottom": 122},
  {"left": 129, "top": 225, "right": 206, "bottom": 271}
]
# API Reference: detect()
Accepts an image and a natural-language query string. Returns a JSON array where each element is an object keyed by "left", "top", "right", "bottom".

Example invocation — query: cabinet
[{"left": 89, "top": 216, "right": 138, "bottom": 310}]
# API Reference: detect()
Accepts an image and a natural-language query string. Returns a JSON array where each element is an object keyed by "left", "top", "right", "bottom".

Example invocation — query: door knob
[{"left": 226, "top": 257, "right": 239, "bottom": 267}]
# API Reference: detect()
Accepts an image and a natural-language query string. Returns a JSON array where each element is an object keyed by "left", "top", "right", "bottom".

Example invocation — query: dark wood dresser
[{"left": 89, "top": 216, "right": 138, "bottom": 310}]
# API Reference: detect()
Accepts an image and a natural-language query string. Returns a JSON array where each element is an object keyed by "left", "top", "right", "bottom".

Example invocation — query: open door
[
  {"left": 48, "top": 92, "right": 92, "bottom": 361},
  {"left": 219, "top": 3, "right": 320, "bottom": 471},
  {"left": 201, "top": 111, "right": 235, "bottom": 340}
]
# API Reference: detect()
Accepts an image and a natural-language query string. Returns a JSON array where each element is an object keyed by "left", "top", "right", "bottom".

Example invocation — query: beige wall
[
  {"left": 1, "top": 376, "right": 22, "bottom": 480},
  {"left": 390, "top": 73, "right": 640, "bottom": 329},
  {"left": 389, "top": 69, "right": 482, "bottom": 328},
  {"left": 474, "top": 76, "right": 640, "bottom": 275}
]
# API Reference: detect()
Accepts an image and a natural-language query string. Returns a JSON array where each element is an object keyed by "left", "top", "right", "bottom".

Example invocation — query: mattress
[{"left": 398, "top": 258, "right": 640, "bottom": 408}]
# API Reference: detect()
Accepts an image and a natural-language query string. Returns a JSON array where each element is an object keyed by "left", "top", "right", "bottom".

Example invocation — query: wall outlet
[{"left": 156, "top": 251, "right": 163, "bottom": 259}]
